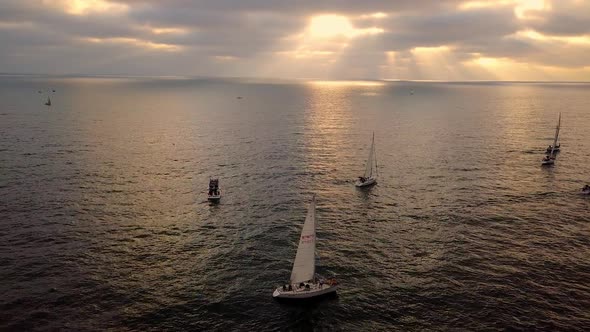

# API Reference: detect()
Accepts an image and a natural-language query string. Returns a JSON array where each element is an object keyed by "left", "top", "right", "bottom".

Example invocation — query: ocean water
[{"left": 1, "top": 76, "right": 589, "bottom": 331}]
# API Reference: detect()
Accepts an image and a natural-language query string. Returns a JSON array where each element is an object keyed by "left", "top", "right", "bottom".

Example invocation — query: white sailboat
[
  {"left": 541, "top": 113, "right": 561, "bottom": 166},
  {"left": 273, "top": 195, "right": 338, "bottom": 300},
  {"left": 355, "top": 132, "right": 378, "bottom": 187},
  {"left": 545, "top": 113, "right": 561, "bottom": 153}
]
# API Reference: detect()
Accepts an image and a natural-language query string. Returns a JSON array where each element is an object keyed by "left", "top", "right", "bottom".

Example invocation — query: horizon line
[{"left": 1, "top": 72, "right": 589, "bottom": 84}]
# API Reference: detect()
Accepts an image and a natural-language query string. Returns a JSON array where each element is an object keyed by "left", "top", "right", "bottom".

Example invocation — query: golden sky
[{"left": 1, "top": 0, "right": 589, "bottom": 80}]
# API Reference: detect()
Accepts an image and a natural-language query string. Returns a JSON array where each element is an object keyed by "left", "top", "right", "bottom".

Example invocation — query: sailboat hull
[
  {"left": 207, "top": 195, "right": 221, "bottom": 202},
  {"left": 355, "top": 177, "right": 376, "bottom": 187},
  {"left": 273, "top": 284, "right": 337, "bottom": 300}
]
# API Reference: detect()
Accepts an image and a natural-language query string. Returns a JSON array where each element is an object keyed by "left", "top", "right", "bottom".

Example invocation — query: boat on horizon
[{"left": 273, "top": 195, "right": 338, "bottom": 300}]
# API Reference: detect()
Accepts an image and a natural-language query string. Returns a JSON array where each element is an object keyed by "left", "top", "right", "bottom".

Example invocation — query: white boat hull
[
  {"left": 355, "top": 177, "right": 376, "bottom": 187},
  {"left": 208, "top": 195, "right": 221, "bottom": 202},
  {"left": 273, "top": 283, "right": 337, "bottom": 300},
  {"left": 581, "top": 190, "right": 590, "bottom": 195}
]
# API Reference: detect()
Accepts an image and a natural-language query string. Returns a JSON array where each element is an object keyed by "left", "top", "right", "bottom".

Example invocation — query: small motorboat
[{"left": 207, "top": 178, "right": 220, "bottom": 203}]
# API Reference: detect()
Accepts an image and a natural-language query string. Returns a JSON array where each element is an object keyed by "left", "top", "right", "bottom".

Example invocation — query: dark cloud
[
  {"left": 115, "top": 0, "right": 462, "bottom": 17},
  {"left": 526, "top": 0, "right": 590, "bottom": 36},
  {"left": 376, "top": 7, "right": 522, "bottom": 50}
]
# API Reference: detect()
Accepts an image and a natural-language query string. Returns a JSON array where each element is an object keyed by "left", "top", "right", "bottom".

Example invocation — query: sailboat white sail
[
  {"left": 545, "top": 113, "right": 561, "bottom": 153},
  {"left": 356, "top": 132, "right": 378, "bottom": 187},
  {"left": 273, "top": 195, "right": 338, "bottom": 300},
  {"left": 553, "top": 112, "right": 561, "bottom": 150},
  {"left": 542, "top": 113, "right": 561, "bottom": 166},
  {"left": 290, "top": 195, "right": 316, "bottom": 284}
]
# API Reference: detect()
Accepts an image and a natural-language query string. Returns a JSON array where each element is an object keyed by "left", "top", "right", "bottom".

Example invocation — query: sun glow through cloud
[
  {"left": 308, "top": 15, "right": 384, "bottom": 39},
  {"left": 83, "top": 37, "right": 180, "bottom": 52},
  {"left": 309, "top": 15, "right": 355, "bottom": 38},
  {"left": 514, "top": 30, "right": 590, "bottom": 45},
  {"left": 150, "top": 27, "right": 188, "bottom": 35},
  {"left": 43, "top": 0, "right": 128, "bottom": 15},
  {"left": 459, "top": 0, "right": 549, "bottom": 19}
]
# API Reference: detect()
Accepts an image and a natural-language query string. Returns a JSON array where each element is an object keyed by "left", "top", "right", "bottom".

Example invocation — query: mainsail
[
  {"left": 364, "top": 133, "right": 375, "bottom": 178},
  {"left": 290, "top": 195, "right": 316, "bottom": 284},
  {"left": 554, "top": 113, "right": 561, "bottom": 147},
  {"left": 550, "top": 113, "right": 561, "bottom": 156}
]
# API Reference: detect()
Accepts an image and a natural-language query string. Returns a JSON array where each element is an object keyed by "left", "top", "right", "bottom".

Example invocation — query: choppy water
[{"left": 1, "top": 76, "right": 590, "bottom": 331}]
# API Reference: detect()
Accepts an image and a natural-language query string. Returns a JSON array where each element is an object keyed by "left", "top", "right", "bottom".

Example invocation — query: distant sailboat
[
  {"left": 355, "top": 132, "right": 378, "bottom": 187},
  {"left": 273, "top": 195, "right": 338, "bottom": 300},
  {"left": 44, "top": 97, "right": 51, "bottom": 106},
  {"left": 541, "top": 154, "right": 554, "bottom": 166},
  {"left": 545, "top": 113, "right": 561, "bottom": 153},
  {"left": 542, "top": 113, "right": 561, "bottom": 166}
]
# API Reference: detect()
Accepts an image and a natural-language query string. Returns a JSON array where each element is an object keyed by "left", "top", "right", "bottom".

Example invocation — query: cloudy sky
[{"left": 1, "top": 0, "right": 589, "bottom": 80}]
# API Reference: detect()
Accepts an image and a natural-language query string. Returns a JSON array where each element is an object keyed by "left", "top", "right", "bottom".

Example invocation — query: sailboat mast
[
  {"left": 370, "top": 132, "right": 375, "bottom": 177},
  {"left": 555, "top": 112, "right": 561, "bottom": 144},
  {"left": 311, "top": 195, "right": 316, "bottom": 279},
  {"left": 373, "top": 132, "right": 378, "bottom": 178},
  {"left": 552, "top": 113, "right": 560, "bottom": 152}
]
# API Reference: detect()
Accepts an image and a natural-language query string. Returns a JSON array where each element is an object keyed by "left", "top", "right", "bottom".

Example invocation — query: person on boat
[
  {"left": 288, "top": 284, "right": 292, "bottom": 291},
  {"left": 359, "top": 176, "right": 366, "bottom": 183}
]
